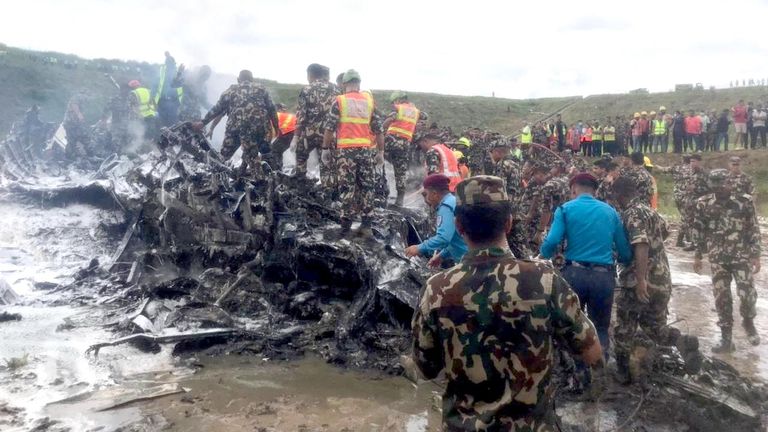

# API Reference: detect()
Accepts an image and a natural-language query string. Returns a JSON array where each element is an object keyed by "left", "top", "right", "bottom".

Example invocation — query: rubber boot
[
  {"left": 711, "top": 328, "right": 736, "bottom": 353},
  {"left": 613, "top": 352, "right": 632, "bottom": 385},
  {"left": 675, "top": 231, "right": 685, "bottom": 248},
  {"left": 743, "top": 318, "right": 761, "bottom": 346},
  {"left": 394, "top": 191, "right": 405, "bottom": 207},
  {"left": 356, "top": 217, "right": 374, "bottom": 239}
]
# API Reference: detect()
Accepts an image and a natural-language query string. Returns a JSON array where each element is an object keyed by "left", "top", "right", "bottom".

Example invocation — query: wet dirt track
[{"left": 1, "top": 191, "right": 767, "bottom": 431}]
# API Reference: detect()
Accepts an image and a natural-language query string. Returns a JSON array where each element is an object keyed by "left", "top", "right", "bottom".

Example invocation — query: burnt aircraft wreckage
[{"left": 1, "top": 107, "right": 767, "bottom": 431}]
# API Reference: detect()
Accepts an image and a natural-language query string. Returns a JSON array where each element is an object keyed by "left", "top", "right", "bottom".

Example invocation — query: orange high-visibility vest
[
  {"left": 386, "top": 102, "right": 420, "bottom": 141},
  {"left": 336, "top": 92, "right": 375, "bottom": 149},
  {"left": 277, "top": 112, "right": 296, "bottom": 135},
  {"left": 432, "top": 143, "right": 462, "bottom": 192}
]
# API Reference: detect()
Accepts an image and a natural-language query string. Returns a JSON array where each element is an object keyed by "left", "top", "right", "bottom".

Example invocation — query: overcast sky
[{"left": 3, "top": 0, "right": 768, "bottom": 99}]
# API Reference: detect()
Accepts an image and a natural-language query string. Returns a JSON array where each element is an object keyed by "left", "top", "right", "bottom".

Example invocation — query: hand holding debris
[{"left": 427, "top": 253, "right": 442, "bottom": 269}]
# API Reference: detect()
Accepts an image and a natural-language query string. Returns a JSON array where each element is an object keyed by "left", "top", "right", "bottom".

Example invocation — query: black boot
[
  {"left": 743, "top": 318, "right": 761, "bottom": 346},
  {"left": 613, "top": 352, "right": 632, "bottom": 385},
  {"left": 712, "top": 328, "right": 736, "bottom": 353}
]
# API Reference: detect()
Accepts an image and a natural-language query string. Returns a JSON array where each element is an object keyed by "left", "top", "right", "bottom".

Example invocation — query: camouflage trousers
[
  {"left": 614, "top": 285, "right": 671, "bottom": 357},
  {"left": 296, "top": 134, "right": 321, "bottom": 175},
  {"left": 384, "top": 135, "right": 410, "bottom": 194},
  {"left": 64, "top": 122, "right": 90, "bottom": 159},
  {"left": 221, "top": 127, "right": 268, "bottom": 177},
  {"left": 710, "top": 261, "right": 757, "bottom": 331},
  {"left": 336, "top": 147, "right": 376, "bottom": 221}
]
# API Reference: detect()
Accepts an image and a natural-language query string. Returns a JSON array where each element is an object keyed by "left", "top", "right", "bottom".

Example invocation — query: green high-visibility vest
[
  {"left": 653, "top": 119, "right": 667, "bottom": 135},
  {"left": 521, "top": 126, "right": 532, "bottom": 144},
  {"left": 154, "top": 65, "right": 184, "bottom": 104},
  {"left": 133, "top": 87, "right": 156, "bottom": 118},
  {"left": 592, "top": 127, "right": 602, "bottom": 140},
  {"left": 603, "top": 126, "right": 616, "bottom": 141}
]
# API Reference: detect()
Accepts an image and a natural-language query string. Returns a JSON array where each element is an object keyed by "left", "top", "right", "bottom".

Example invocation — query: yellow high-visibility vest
[{"left": 133, "top": 87, "right": 156, "bottom": 118}]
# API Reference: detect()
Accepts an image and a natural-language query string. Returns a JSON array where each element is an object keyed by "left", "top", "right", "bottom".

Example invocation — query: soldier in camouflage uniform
[
  {"left": 383, "top": 91, "right": 428, "bottom": 206},
  {"left": 521, "top": 164, "right": 549, "bottom": 251},
  {"left": 681, "top": 154, "right": 710, "bottom": 251},
  {"left": 692, "top": 169, "right": 762, "bottom": 352},
  {"left": 487, "top": 138, "right": 531, "bottom": 259},
  {"left": 612, "top": 176, "right": 673, "bottom": 383},
  {"left": 295, "top": 63, "right": 341, "bottom": 184},
  {"left": 172, "top": 64, "right": 211, "bottom": 122},
  {"left": 726, "top": 156, "right": 755, "bottom": 196},
  {"left": 63, "top": 92, "right": 91, "bottom": 160},
  {"left": 322, "top": 70, "right": 384, "bottom": 236},
  {"left": 411, "top": 175, "right": 602, "bottom": 431},
  {"left": 196, "top": 70, "right": 280, "bottom": 177},
  {"left": 657, "top": 155, "right": 692, "bottom": 246},
  {"left": 619, "top": 152, "right": 654, "bottom": 206}
]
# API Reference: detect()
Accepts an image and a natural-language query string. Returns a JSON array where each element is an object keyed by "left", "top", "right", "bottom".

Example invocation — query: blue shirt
[
  {"left": 418, "top": 193, "right": 468, "bottom": 262},
  {"left": 540, "top": 193, "right": 632, "bottom": 266}
]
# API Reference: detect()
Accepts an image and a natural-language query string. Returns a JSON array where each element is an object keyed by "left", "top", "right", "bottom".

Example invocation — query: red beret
[
  {"left": 569, "top": 172, "right": 599, "bottom": 189},
  {"left": 423, "top": 174, "right": 450, "bottom": 190}
]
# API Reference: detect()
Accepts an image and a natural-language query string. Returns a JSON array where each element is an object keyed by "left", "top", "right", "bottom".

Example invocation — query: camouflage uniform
[
  {"left": 425, "top": 146, "right": 444, "bottom": 176},
  {"left": 520, "top": 180, "right": 545, "bottom": 250},
  {"left": 412, "top": 176, "right": 598, "bottom": 432},
  {"left": 615, "top": 198, "right": 673, "bottom": 358},
  {"left": 692, "top": 177, "right": 761, "bottom": 335},
  {"left": 384, "top": 108, "right": 428, "bottom": 195},
  {"left": 323, "top": 95, "right": 383, "bottom": 222},
  {"left": 596, "top": 176, "right": 618, "bottom": 209},
  {"left": 619, "top": 166, "right": 654, "bottom": 206},
  {"left": 727, "top": 172, "right": 755, "bottom": 196},
  {"left": 176, "top": 82, "right": 207, "bottom": 122},
  {"left": 107, "top": 90, "right": 133, "bottom": 151},
  {"left": 682, "top": 167, "right": 710, "bottom": 234},
  {"left": 203, "top": 80, "right": 278, "bottom": 175},
  {"left": 63, "top": 94, "right": 90, "bottom": 159},
  {"left": 490, "top": 154, "right": 531, "bottom": 258},
  {"left": 296, "top": 80, "right": 341, "bottom": 181},
  {"left": 667, "top": 164, "right": 691, "bottom": 216}
]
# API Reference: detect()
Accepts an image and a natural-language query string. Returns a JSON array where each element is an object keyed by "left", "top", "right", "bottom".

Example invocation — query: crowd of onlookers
[{"left": 525, "top": 100, "right": 768, "bottom": 156}]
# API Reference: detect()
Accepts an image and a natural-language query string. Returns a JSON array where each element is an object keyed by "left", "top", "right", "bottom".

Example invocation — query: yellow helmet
[
  {"left": 633, "top": 112, "right": 641, "bottom": 118},
  {"left": 457, "top": 137, "right": 472, "bottom": 148},
  {"left": 641, "top": 111, "right": 648, "bottom": 116},
  {"left": 453, "top": 150, "right": 465, "bottom": 160},
  {"left": 644, "top": 156, "right": 653, "bottom": 167},
  {"left": 659, "top": 106, "right": 666, "bottom": 111},
  {"left": 650, "top": 111, "right": 657, "bottom": 116}
]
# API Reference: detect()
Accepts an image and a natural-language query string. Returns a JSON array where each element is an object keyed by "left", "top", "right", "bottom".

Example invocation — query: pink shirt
[
  {"left": 685, "top": 116, "right": 702, "bottom": 134},
  {"left": 733, "top": 105, "right": 748, "bottom": 123}
]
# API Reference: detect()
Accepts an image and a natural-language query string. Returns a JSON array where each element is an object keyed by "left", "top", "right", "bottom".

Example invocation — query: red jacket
[{"left": 684, "top": 116, "right": 702, "bottom": 134}]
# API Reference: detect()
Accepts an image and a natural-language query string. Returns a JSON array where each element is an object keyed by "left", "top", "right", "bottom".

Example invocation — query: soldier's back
[{"left": 421, "top": 249, "right": 566, "bottom": 430}]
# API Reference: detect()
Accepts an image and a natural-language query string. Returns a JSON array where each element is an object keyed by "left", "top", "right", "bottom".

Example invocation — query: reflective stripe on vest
[
  {"left": 154, "top": 65, "right": 183, "bottom": 104},
  {"left": 337, "top": 92, "right": 375, "bottom": 149},
  {"left": 603, "top": 127, "right": 616, "bottom": 141},
  {"left": 593, "top": 127, "right": 602, "bottom": 140},
  {"left": 386, "top": 103, "right": 420, "bottom": 141},
  {"left": 653, "top": 119, "right": 667, "bottom": 135},
  {"left": 278, "top": 112, "right": 297, "bottom": 134},
  {"left": 432, "top": 143, "right": 462, "bottom": 192},
  {"left": 133, "top": 87, "right": 156, "bottom": 118}
]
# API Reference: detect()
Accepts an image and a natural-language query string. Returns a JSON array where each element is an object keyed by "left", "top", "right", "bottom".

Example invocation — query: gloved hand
[{"left": 321, "top": 149, "right": 332, "bottom": 165}]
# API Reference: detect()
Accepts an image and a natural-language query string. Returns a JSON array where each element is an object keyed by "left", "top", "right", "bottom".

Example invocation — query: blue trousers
[{"left": 561, "top": 265, "right": 616, "bottom": 357}]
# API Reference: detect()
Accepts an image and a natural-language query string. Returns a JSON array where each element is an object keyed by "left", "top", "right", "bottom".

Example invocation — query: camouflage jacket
[
  {"left": 296, "top": 80, "right": 340, "bottom": 138},
  {"left": 203, "top": 81, "right": 278, "bottom": 136},
  {"left": 520, "top": 181, "right": 545, "bottom": 224},
  {"left": 692, "top": 193, "right": 761, "bottom": 263},
  {"left": 425, "top": 147, "right": 444, "bottom": 176},
  {"left": 727, "top": 172, "right": 755, "bottom": 197},
  {"left": 685, "top": 168, "right": 710, "bottom": 206},
  {"left": 539, "top": 176, "right": 570, "bottom": 217},
  {"left": 619, "top": 166, "right": 654, "bottom": 206},
  {"left": 490, "top": 155, "right": 523, "bottom": 207},
  {"left": 596, "top": 176, "right": 619, "bottom": 209},
  {"left": 618, "top": 198, "right": 672, "bottom": 293},
  {"left": 667, "top": 164, "right": 690, "bottom": 202},
  {"left": 412, "top": 247, "right": 598, "bottom": 431},
  {"left": 178, "top": 83, "right": 207, "bottom": 122}
]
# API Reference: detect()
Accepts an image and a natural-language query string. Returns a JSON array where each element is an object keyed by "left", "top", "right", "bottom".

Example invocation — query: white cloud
[{"left": 2, "top": 0, "right": 768, "bottom": 98}]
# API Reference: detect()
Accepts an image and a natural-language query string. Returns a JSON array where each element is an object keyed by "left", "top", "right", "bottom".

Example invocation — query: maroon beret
[
  {"left": 569, "top": 172, "right": 599, "bottom": 189},
  {"left": 423, "top": 174, "right": 451, "bottom": 190}
]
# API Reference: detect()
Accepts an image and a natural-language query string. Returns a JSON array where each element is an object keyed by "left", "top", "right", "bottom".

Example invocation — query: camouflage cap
[
  {"left": 708, "top": 168, "right": 729, "bottom": 185},
  {"left": 455, "top": 176, "right": 508, "bottom": 207},
  {"left": 491, "top": 137, "right": 510, "bottom": 148},
  {"left": 342, "top": 69, "right": 361, "bottom": 83},
  {"left": 729, "top": 156, "right": 741, "bottom": 163}
]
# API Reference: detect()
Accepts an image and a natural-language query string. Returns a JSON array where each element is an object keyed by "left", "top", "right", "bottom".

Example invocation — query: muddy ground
[{"left": 0, "top": 195, "right": 767, "bottom": 431}]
